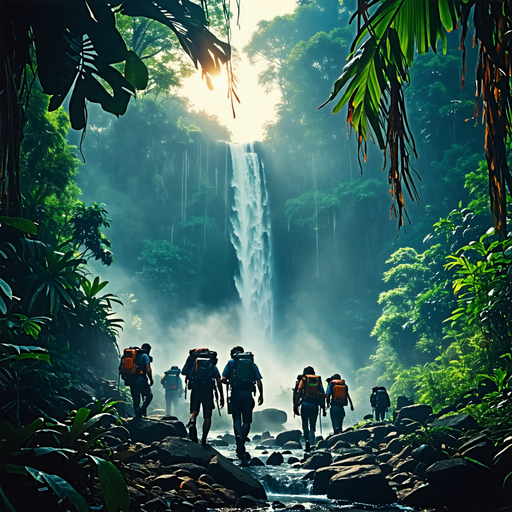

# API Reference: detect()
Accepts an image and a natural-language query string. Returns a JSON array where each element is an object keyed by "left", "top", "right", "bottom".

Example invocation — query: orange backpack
[
  {"left": 299, "top": 375, "right": 322, "bottom": 399},
  {"left": 331, "top": 379, "right": 348, "bottom": 405}
]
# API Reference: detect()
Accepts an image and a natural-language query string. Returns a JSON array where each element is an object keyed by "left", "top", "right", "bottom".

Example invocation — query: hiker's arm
[
  {"left": 256, "top": 379, "right": 263, "bottom": 406},
  {"left": 348, "top": 392, "right": 354, "bottom": 411},
  {"left": 147, "top": 363, "right": 153, "bottom": 386},
  {"left": 160, "top": 375, "right": 165, "bottom": 385},
  {"left": 216, "top": 378, "right": 224, "bottom": 407}
]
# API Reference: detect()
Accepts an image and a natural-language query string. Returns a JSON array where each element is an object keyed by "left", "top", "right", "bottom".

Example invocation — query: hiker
[
  {"left": 160, "top": 366, "right": 183, "bottom": 417},
  {"left": 370, "top": 385, "right": 391, "bottom": 421},
  {"left": 325, "top": 374, "right": 354, "bottom": 434},
  {"left": 182, "top": 348, "right": 224, "bottom": 445},
  {"left": 293, "top": 366, "right": 326, "bottom": 452},
  {"left": 120, "top": 343, "right": 153, "bottom": 419},
  {"left": 221, "top": 346, "right": 263, "bottom": 461}
]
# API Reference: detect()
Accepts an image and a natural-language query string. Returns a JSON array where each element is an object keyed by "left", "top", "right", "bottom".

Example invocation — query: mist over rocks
[{"left": 252, "top": 408, "right": 288, "bottom": 432}]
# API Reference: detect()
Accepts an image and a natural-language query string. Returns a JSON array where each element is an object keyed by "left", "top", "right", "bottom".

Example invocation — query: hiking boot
[
  {"left": 200, "top": 438, "right": 208, "bottom": 446},
  {"left": 189, "top": 424, "right": 198, "bottom": 443},
  {"left": 241, "top": 452, "right": 251, "bottom": 464},
  {"left": 305, "top": 442, "right": 311, "bottom": 453}
]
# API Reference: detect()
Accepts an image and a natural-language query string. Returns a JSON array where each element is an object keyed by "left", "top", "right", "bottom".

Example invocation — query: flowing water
[
  {"left": 210, "top": 434, "right": 413, "bottom": 512},
  {"left": 228, "top": 143, "right": 273, "bottom": 343}
]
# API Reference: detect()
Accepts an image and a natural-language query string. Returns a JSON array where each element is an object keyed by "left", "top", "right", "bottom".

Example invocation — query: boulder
[
  {"left": 266, "top": 452, "right": 284, "bottom": 465},
  {"left": 332, "top": 448, "right": 366, "bottom": 461},
  {"left": 411, "top": 444, "right": 447, "bottom": 466},
  {"left": 158, "top": 437, "right": 217, "bottom": 467},
  {"left": 221, "top": 433, "right": 236, "bottom": 444},
  {"left": 165, "top": 463, "right": 208, "bottom": 480},
  {"left": 275, "top": 430, "right": 301, "bottom": 446},
  {"left": 330, "top": 440, "right": 351, "bottom": 451},
  {"left": 193, "top": 500, "right": 209, "bottom": 512},
  {"left": 327, "top": 465, "right": 396, "bottom": 504},
  {"left": 413, "top": 462, "right": 427, "bottom": 480},
  {"left": 248, "top": 457, "right": 264, "bottom": 466},
  {"left": 236, "top": 496, "right": 264, "bottom": 508},
  {"left": 287, "top": 457, "right": 300, "bottom": 464},
  {"left": 365, "top": 425, "right": 396, "bottom": 444},
  {"left": 395, "top": 418, "right": 422, "bottom": 435},
  {"left": 302, "top": 451, "right": 332, "bottom": 470},
  {"left": 396, "top": 396, "right": 413, "bottom": 410},
  {"left": 381, "top": 431, "right": 399, "bottom": 444},
  {"left": 385, "top": 438, "right": 404, "bottom": 454},
  {"left": 208, "top": 455, "right": 267, "bottom": 499},
  {"left": 387, "top": 445, "right": 413, "bottom": 467},
  {"left": 394, "top": 404, "right": 432, "bottom": 426},
  {"left": 376, "top": 451, "right": 393, "bottom": 463},
  {"left": 261, "top": 431, "right": 271, "bottom": 440},
  {"left": 252, "top": 409, "right": 287, "bottom": 432},
  {"left": 394, "top": 457, "right": 418, "bottom": 474},
  {"left": 316, "top": 439, "right": 329, "bottom": 449},
  {"left": 426, "top": 458, "right": 501, "bottom": 511},
  {"left": 151, "top": 474, "right": 181, "bottom": 492},
  {"left": 125, "top": 418, "right": 187, "bottom": 444},
  {"left": 209, "top": 439, "right": 228, "bottom": 447},
  {"left": 312, "top": 467, "right": 344, "bottom": 494},
  {"left": 331, "top": 454, "right": 376, "bottom": 466},
  {"left": 457, "top": 436, "right": 496, "bottom": 467},
  {"left": 283, "top": 440, "right": 302, "bottom": 450},
  {"left": 252, "top": 434, "right": 262, "bottom": 443},
  {"left": 258, "top": 438, "right": 277, "bottom": 447},
  {"left": 432, "top": 413, "right": 479, "bottom": 435},
  {"left": 327, "top": 430, "right": 370, "bottom": 447},
  {"left": 398, "top": 483, "right": 439, "bottom": 509},
  {"left": 213, "top": 486, "right": 237, "bottom": 505}
]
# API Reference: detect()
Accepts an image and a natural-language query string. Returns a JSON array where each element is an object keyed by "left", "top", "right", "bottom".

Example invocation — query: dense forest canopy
[{"left": 1, "top": 1, "right": 512, "bottom": 509}]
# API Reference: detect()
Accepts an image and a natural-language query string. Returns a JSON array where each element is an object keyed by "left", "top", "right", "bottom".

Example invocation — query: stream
[{"left": 210, "top": 433, "right": 414, "bottom": 512}]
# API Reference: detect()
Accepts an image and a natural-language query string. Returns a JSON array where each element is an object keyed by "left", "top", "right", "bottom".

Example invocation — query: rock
[
  {"left": 198, "top": 474, "right": 214, "bottom": 485},
  {"left": 158, "top": 437, "right": 217, "bottom": 467},
  {"left": 395, "top": 418, "right": 421, "bottom": 435},
  {"left": 145, "top": 497, "right": 171, "bottom": 512},
  {"left": 398, "top": 483, "right": 438, "bottom": 509},
  {"left": 252, "top": 409, "right": 287, "bottom": 432},
  {"left": 208, "top": 455, "right": 267, "bottom": 499},
  {"left": 261, "top": 431, "right": 271, "bottom": 440},
  {"left": 69, "top": 383, "right": 96, "bottom": 408},
  {"left": 365, "top": 425, "right": 396, "bottom": 444},
  {"left": 385, "top": 438, "right": 404, "bottom": 454},
  {"left": 413, "top": 462, "right": 427, "bottom": 480},
  {"left": 276, "top": 430, "right": 301, "bottom": 446},
  {"left": 209, "top": 439, "right": 228, "bottom": 447},
  {"left": 387, "top": 445, "right": 413, "bottom": 467},
  {"left": 330, "top": 440, "right": 351, "bottom": 451},
  {"left": 426, "top": 458, "right": 501, "bottom": 511},
  {"left": 151, "top": 474, "right": 181, "bottom": 491},
  {"left": 362, "top": 439, "right": 379, "bottom": 450},
  {"left": 193, "top": 500, "right": 209, "bottom": 512},
  {"left": 394, "top": 457, "right": 418, "bottom": 473},
  {"left": 396, "top": 396, "right": 414, "bottom": 410},
  {"left": 272, "top": 500, "right": 286, "bottom": 508},
  {"left": 214, "top": 486, "right": 237, "bottom": 505},
  {"left": 378, "top": 463, "right": 393, "bottom": 476},
  {"left": 363, "top": 414, "right": 373, "bottom": 420},
  {"left": 394, "top": 404, "right": 432, "bottom": 426},
  {"left": 283, "top": 440, "right": 302, "bottom": 450},
  {"left": 235, "top": 496, "right": 262, "bottom": 508},
  {"left": 221, "top": 433, "right": 236, "bottom": 444},
  {"left": 478, "top": 378, "right": 498, "bottom": 397},
  {"left": 125, "top": 418, "right": 187, "bottom": 444},
  {"left": 312, "top": 467, "right": 345, "bottom": 494},
  {"left": 432, "top": 413, "right": 480, "bottom": 435},
  {"left": 376, "top": 451, "right": 393, "bottom": 463},
  {"left": 259, "top": 438, "right": 277, "bottom": 447},
  {"left": 165, "top": 464, "right": 207, "bottom": 480},
  {"left": 252, "top": 434, "right": 262, "bottom": 443},
  {"left": 266, "top": 452, "right": 284, "bottom": 465},
  {"left": 331, "top": 448, "right": 366, "bottom": 461},
  {"left": 457, "top": 436, "right": 496, "bottom": 467},
  {"left": 303, "top": 451, "right": 332, "bottom": 470},
  {"left": 381, "top": 431, "right": 399, "bottom": 444},
  {"left": 178, "top": 501, "right": 195, "bottom": 512},
  {"left": 316, "top": 439, "right": 329, "bottom": 449},
  {"left": 411, "top": 444, "right": 447, "bottom": 466},
  {"left": 327, "top": 465, "right": 396, "bottom": 504},
  {"left": 438, "top": 404, "right": 457, "bottom": 416},
  {"left": 249, "top": 457, "right": 264, "bottom": 466},
  {"left": 287, "top": 457, "right": 300, "bottom": 464},
  {"left": 327, "top": 430, "right": 370, "bottom": 447},
  {"left": 331, "top": 454, "right": 376, "bottom": 466},
  {"left": 388, "top": 471, "right": 411, "bottom": 484}
]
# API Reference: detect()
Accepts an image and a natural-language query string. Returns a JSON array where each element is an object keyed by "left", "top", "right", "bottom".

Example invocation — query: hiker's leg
[
  {"left": 241, "top": 393, "right": 255, "bottom": 440},
  {"left": 165, "top": 391, "right": 171, "bottom": 416},
  {"left": 308, "top": 406, "right": 318, "bottom": 446},
  {"left": 301, "top": 408, "right": 309, "bottom": 443},
  {"left": 130, "top": 384, "right": 141, "bottom": 417},
  {"left": 140, "top": 383, "right": 153, "bottom": 416},
  {"left": 201, "top": 394, "right": 214, "bottom": 444},
  {"left": 330, "top": 405, "right": 339, "bottom": 434},
  {"left": 188, "top": 391, "right": 200, "bottom": 442}
]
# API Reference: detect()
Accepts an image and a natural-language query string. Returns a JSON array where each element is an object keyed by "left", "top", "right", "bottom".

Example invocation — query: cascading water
[{"left": 228, "top": 143, "right": 273, "bottom": 343}]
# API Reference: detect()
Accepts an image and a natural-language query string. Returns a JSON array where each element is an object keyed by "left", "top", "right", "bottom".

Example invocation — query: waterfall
[{"left": 228, "top": 142, "right": 273, "bottom": 343}]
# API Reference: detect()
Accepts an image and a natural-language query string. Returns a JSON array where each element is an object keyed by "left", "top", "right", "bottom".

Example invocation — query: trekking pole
[
  {"left": 214, "top": 388, "right": 221, "bottom": 417},
  {"left": 319, "top": 410, "right": 323, "bottom": 437}
]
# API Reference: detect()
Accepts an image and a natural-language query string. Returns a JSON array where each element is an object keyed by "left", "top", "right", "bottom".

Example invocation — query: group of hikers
[{"left": 119, "top": 344, "right": 391, "bottom": 461}]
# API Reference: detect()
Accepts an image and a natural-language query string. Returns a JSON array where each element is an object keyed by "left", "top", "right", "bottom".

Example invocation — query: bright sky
[{"left": 182, "top": 0, "right": 297, "bottom": 143}]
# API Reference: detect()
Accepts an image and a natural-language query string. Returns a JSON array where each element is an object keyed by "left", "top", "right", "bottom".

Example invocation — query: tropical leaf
[
  {"left": 124, "top": 50, "right": 149, "bottom": 90},
  {"left": 0, "top": 216, "right": 37, "bottom": 235},
  {"left": 89, "top": 455, "right": 129, "bottom": 512}
]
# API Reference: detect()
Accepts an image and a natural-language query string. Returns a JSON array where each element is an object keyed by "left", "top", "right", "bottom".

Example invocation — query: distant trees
[
  {"left": 320, "top": 0, "right": 512, "bottom": 235},
  {"left": 0, "top": 0, "right": 232, "bottom": 218}
]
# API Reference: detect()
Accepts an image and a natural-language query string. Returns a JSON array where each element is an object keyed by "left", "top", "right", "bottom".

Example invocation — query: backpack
[
  {"left": 375, "top": 388, "right": 390, "bottom": 408},
  {"left": 119, "top": 347, "right": 146, "bottom": 383},
  {"left": 331, "top": 379, "right": 348, "bottom": 406},
  {"left": 163, "top": 367, "right": 181, "bottom": 390},
  {"left": 183, "top": 348, "right": 217, "bottom": 390},
  {"left": 231, "top": 352, "right": 256, "bottom": 391},
  {"left": 299, "top": 375, "right": 322, "bottom": 402}
]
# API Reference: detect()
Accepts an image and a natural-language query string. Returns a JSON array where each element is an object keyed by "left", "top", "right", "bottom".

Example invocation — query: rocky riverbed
[{"left": 113, "top": 403, "right": 512, "bottom": 512}]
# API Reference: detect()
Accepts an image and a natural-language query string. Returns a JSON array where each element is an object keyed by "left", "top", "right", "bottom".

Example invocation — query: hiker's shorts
[
  {"left": 190, "top": 389, "right": 214, "bottom": 418},
  {"left": 230, "top": 389, "right": 255, "bottom": 426}
]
